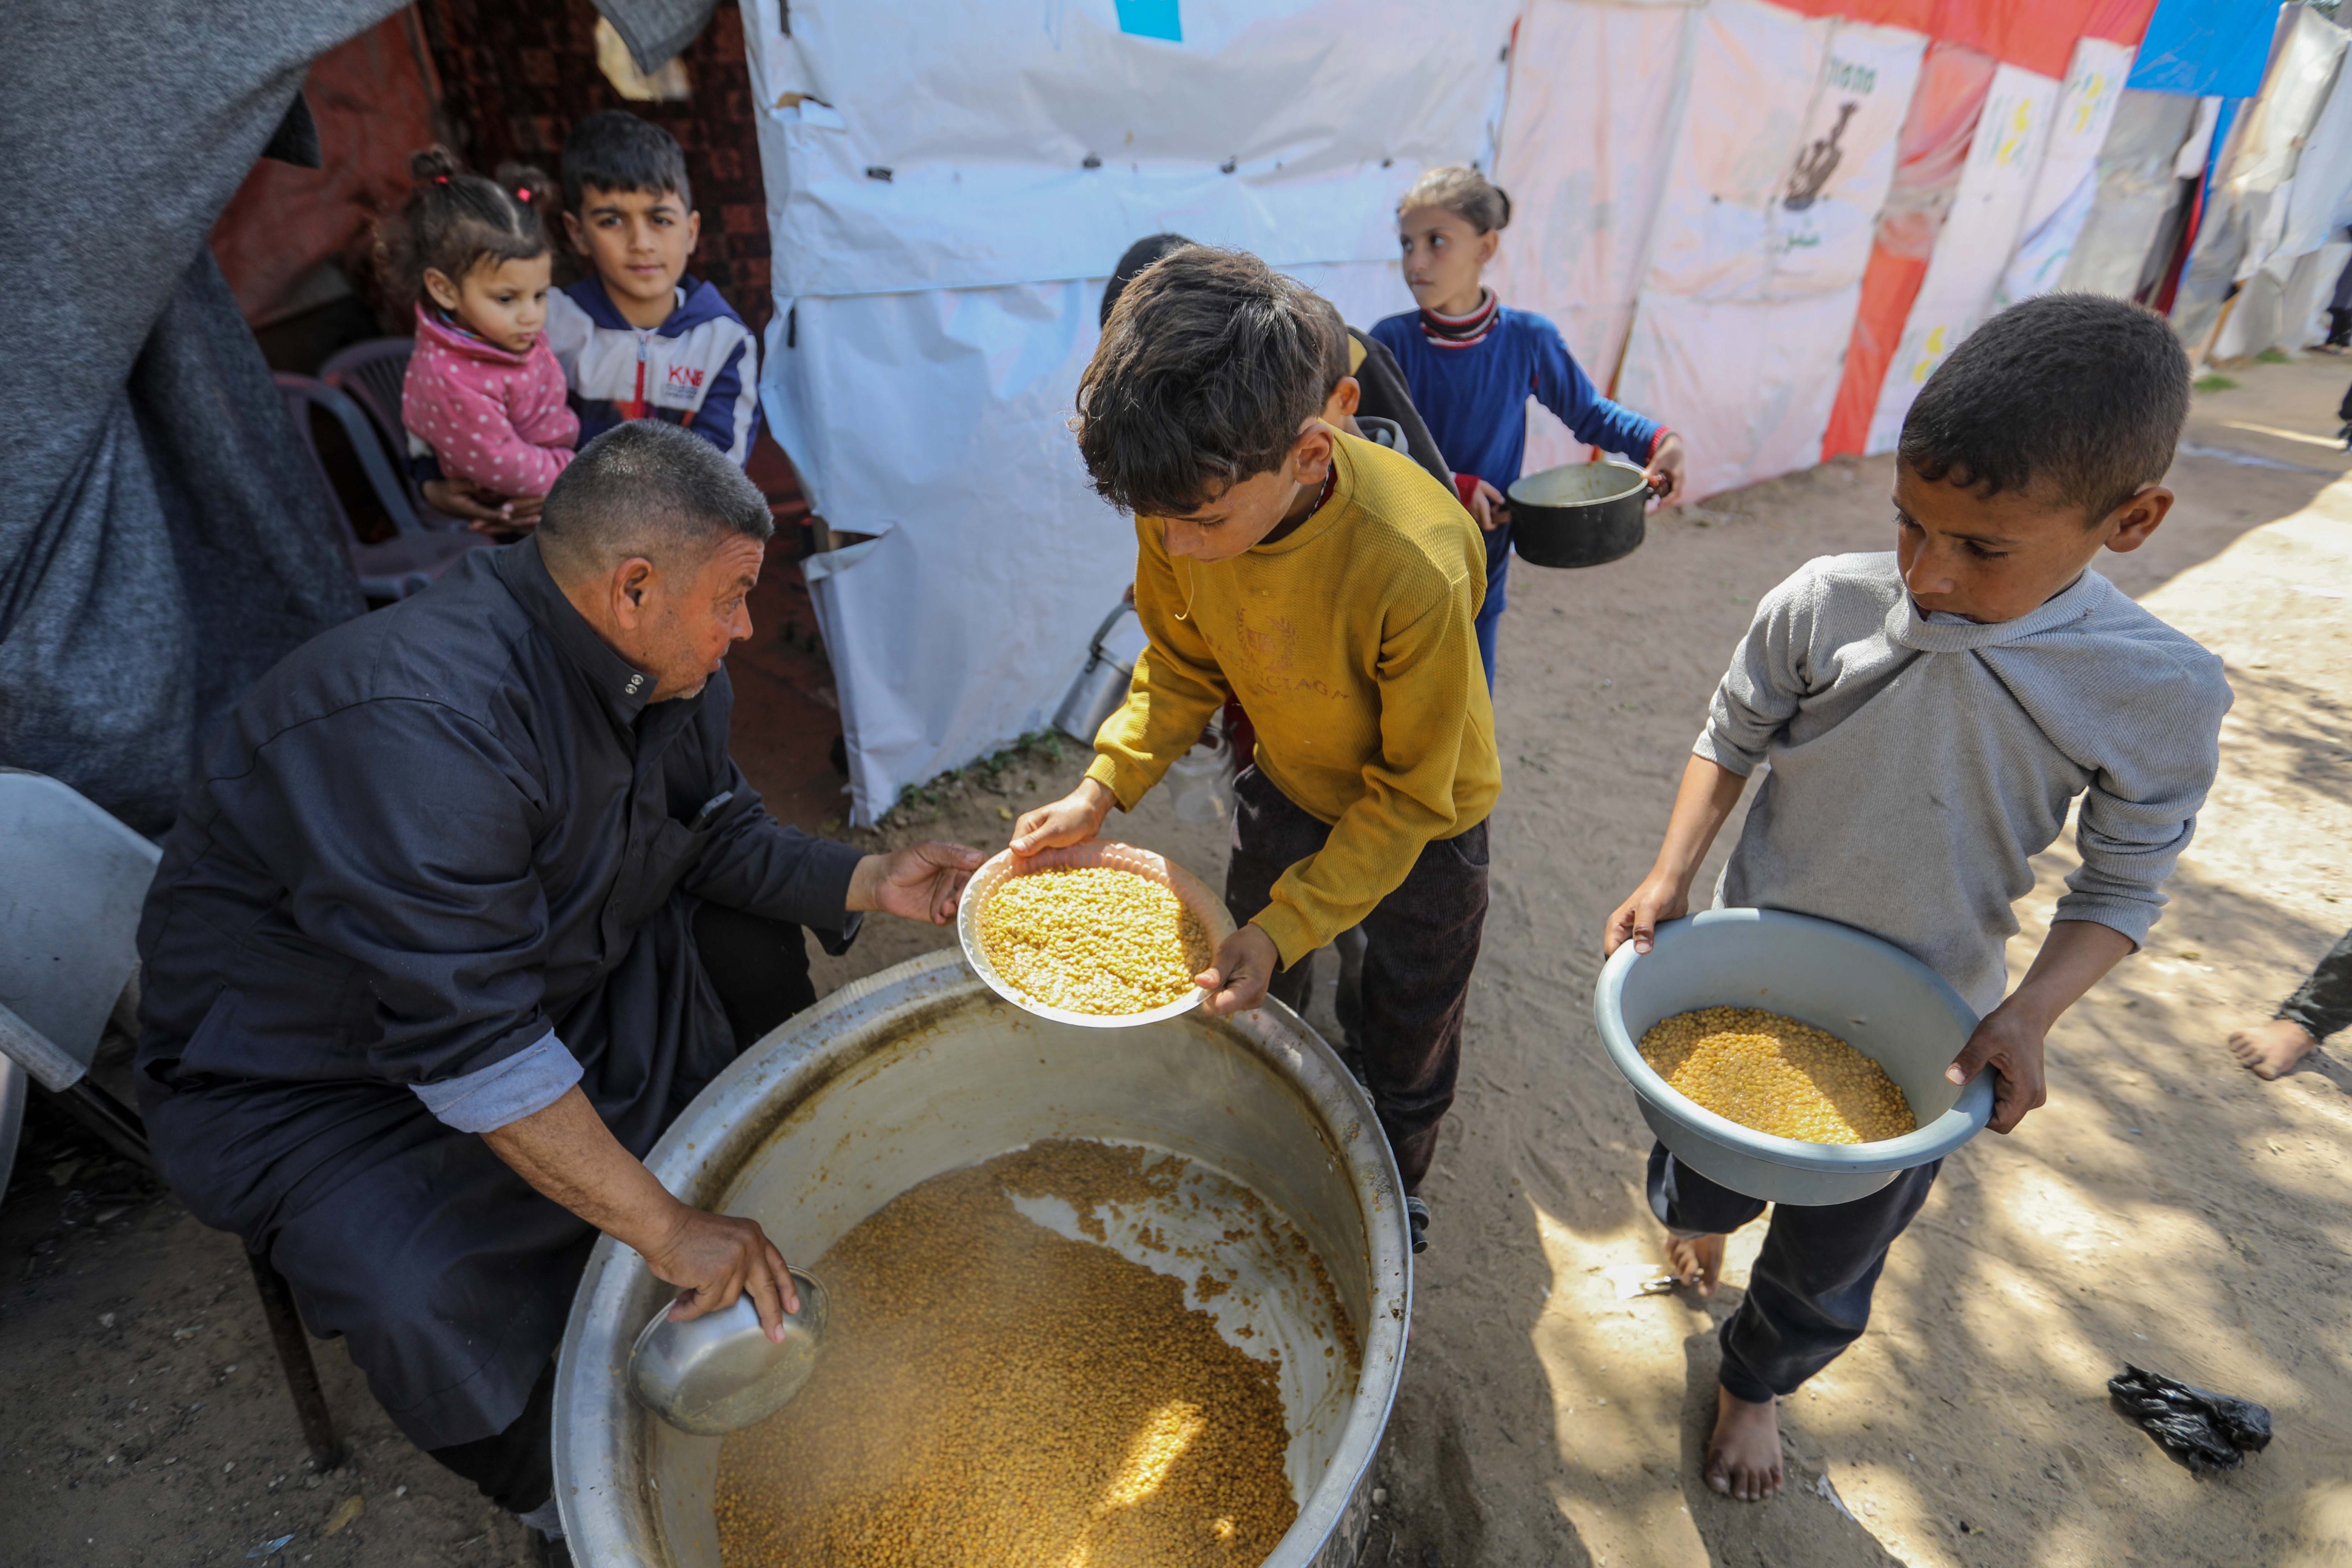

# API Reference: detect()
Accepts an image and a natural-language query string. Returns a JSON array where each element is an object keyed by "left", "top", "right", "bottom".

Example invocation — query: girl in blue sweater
[{"left": 1371, "top": 167, "right": 1686, "bottom": 688}]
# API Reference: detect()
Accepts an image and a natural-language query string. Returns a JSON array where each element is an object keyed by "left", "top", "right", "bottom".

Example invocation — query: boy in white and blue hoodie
[
  {"left": 546, "top": 111, "right": 759, "bottom": 465},
  {"left": 1605, "top": 294, "right": 2232, "bottom": 1504}
]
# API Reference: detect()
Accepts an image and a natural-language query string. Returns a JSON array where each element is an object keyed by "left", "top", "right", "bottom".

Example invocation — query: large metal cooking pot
[{"left": 553, "top": 949, "right": 1413, "bottom": 1567}]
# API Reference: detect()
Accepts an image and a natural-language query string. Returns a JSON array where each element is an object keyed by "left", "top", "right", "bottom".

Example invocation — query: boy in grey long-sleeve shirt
[{"left": 1604, "top": 294, "right": 2233, "bottom": 1504}]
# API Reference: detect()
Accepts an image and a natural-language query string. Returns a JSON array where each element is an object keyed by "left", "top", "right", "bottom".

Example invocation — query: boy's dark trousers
[
  {"left": 2280, "top": 927, "right": 2352, "bottom": 1041},
  {"left": 1648, "top": 1145, "right": 1940, "bottom": 1406},
  {"left": 1223, "top": 766, "right": 1487, "bottom": 1193}
]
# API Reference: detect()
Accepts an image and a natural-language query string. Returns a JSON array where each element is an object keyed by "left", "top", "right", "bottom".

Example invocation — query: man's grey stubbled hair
[{"left": 537, "top": 420, "right": 772, "bottom": 574}]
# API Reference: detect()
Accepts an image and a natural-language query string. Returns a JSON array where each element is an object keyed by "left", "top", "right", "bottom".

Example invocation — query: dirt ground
[{"left": 4, "top": 355, "right": 2348, "bottom": 1567}]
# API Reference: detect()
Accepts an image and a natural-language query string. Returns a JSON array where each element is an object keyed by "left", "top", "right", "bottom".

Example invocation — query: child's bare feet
[
  {"left": 1665, "top": 1231, "right": 1724, "bottom": 1296},
  {"left": 1705, "top": 1386, "right": 1784, "bottom": 1501},
  {"left": 2228, "top": 1018, "right": 2319, "bottom": 1080}
]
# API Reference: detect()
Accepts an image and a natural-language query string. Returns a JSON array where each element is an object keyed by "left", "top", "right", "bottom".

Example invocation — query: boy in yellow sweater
[{"left": 1014, "top": 248, "right": 1498, "bottom": 1251}]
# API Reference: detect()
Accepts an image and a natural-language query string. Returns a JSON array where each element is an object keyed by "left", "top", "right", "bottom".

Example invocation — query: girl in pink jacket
[{"left": 383, "top": 148, "right": 578, "bottom": 502}]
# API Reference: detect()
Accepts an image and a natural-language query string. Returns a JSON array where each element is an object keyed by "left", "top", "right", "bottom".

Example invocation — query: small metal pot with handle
[{"left": 1506, "top": 459, "right": 1657, "bottom": 568}]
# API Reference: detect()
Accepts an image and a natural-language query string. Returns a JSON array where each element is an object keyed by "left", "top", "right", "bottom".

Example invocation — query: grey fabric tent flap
[{"left": 592, "top": 0, "right": 722, "bottom": 75}]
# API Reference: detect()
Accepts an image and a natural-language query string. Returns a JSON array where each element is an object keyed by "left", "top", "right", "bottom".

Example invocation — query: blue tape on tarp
[{"left": 1115, "top": 0, "right": 1181, "bottom": 43}]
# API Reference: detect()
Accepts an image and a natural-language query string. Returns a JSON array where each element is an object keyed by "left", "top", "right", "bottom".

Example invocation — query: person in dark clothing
[
  {"left": 2226, "top": 930, "right": 2352, "bottom": 1078},
  {"left": 2325, "top": 242, "right": 2352, "bottom": 350},
  {"left": 134, "top": 421, "right": 981, "bottom": 1540},
  {"left": 1222, "top": 767, "right": 1487, "bottom": 1194}
]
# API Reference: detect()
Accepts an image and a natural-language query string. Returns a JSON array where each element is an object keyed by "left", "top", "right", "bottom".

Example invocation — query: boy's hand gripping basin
[{"left": 1594, "top": 909, "right": 1995, "bottom": 1205}]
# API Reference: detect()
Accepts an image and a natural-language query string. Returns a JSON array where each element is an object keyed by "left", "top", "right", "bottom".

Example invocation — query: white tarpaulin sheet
[
  {"left": 2277, "top": 44, "right": 2352, "bottom": 262},
  {"left": 2056, "top": 88, "right": 2204, "bottom": 299},
  {"left": 1865, "top": 61, "right": 2060, "bottom": 452},
  {"left": 745, "top": 0, "right": 1519, "bottom": 295},
  {"left": 2288, "top": 239, "right": 2352, "bottom": 345},
  {"left": 1993, "top": 37, "right": 2136, "bottom": 309},
  {"left": 1487, "top": 0, "right": 1699, "bottom": 476},
  {"left": 741, "top": 0, "right": 1513, "bottom": 822},
  {"left": 1615, "top": 0, "right": 1925, "bottom": 500},
  {"left": 2174, "top": 6, "right": 2349, "bottom": 351}
]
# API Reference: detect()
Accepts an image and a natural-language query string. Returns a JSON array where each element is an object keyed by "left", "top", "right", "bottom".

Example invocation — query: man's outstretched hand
[
  {"left": 849, "top": 842, "right": 985, "bottom": 924},
  {"left": 1196, "top": 923, "right": 1280, "bottom": 1017}
]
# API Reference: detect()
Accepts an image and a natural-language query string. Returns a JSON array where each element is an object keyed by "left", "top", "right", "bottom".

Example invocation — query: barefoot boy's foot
[
  {"left": 1666, "top": 1232, "right": 1723, "bottom": 1296},
  {"left": 1705, "top": 1386, "right": 1784, "bottom": 1501},
  {"left": 2229, "top": 1018, "right": 2319, "bottom": 1080}
]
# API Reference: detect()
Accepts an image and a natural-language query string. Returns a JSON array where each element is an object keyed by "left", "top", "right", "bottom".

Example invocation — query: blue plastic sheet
[{"left": 2128, "top": 0, "right": 2279, "bottom": 98}]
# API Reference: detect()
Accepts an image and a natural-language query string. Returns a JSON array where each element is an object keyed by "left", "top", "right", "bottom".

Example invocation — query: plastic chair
[
  {"left": 275, "top": 373, "right": 489, "bottom": 601},
  {"left": 318, "top": 337, "right": 468, "bottom": 528},
  {"left": 317, "top": 337, "right": 412, "bottom": 460},
  {"left": 0, "top": 770, "right": 345, "bottom": 1467}
]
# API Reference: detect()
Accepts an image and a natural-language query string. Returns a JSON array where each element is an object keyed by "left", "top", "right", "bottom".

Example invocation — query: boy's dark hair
[
  {"left": 1077, "top": 247, "right": 1342, "bottom": 517},
  {"left": 538, "top": 420, "right": 771, "bottom": 577},
  {"left": 561, "top": 110, "right": 692, "bottom": 212},
  {"left": 1900, "top": 293, "right": 2189, "bottom": 522},
  {"left": 1305, "top": 294, "right": 1353, "bottom": 396},
  {"left": 377, "top": 148, "right": 552, "bottom": 306},
  {"left": 1100, "top": 233, "right": 1195, "bottom": 329}
]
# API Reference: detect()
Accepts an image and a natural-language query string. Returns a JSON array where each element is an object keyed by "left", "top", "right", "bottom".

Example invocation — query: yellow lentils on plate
[
  {"left": 1638, "top": 1006, "right": 1917, "bottom": 1144},
  {"left": 979, "top": 866, "right": 1212, "bottom": 1016}
]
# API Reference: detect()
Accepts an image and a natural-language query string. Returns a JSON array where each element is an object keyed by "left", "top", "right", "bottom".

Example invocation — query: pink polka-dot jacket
[{"left": 400, "top": 305, "right": 580, "bottom": 498}]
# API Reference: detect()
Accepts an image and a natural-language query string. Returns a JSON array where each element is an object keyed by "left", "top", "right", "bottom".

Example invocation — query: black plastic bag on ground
[{"left": 2108, "top": 1364, "right": 2273, "bottom": 1473}]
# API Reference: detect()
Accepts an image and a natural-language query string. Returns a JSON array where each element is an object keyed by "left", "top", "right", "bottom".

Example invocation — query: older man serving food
[{"left": 133, "top": 421, "right": 979, "bottom": 1540}]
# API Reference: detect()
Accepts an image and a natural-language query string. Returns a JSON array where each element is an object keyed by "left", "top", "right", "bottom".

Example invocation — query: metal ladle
[{"left": 626, "top": 1268, "right": 829, "bottom": 1435}]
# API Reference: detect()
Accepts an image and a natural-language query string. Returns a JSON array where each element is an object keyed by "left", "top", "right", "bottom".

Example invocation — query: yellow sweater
[{"left": 1087, "top": 430, "right": 1500, "bottom": 966}]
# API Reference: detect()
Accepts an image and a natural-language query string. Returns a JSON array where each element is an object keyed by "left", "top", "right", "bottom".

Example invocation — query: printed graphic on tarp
[
  {"left": 1618, "top": 0, "right": 1926, "bottom": 499},
  {"left": 1865, "top": 61, "right": 2060, "bottom": 452},
  {"left": 741, "top": 0, "right": 1510, "bottom": 821},
  {"left": 1994, "top": 37, "right": 2138, "bottom": 307},
  {"left": 1487, "top": 0, "right": 1699, "bottom": 476},
  {"left": 1822, "top": 39, "right": 1995, "bottom": 457},
  {"left": 1637, "top": 0, "right": 1923, "bottom": 303}
]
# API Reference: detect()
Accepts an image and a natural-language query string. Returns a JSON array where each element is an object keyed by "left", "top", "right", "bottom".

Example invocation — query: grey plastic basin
[{"left": 1593, "top": 909, "right": 1993, "bottom": 1205}]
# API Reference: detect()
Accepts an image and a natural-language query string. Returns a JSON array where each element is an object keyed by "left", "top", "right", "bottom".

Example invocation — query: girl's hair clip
[
  {"left": 434, "top": 175, "right": 448, "bottom": 183},
  {"left": 517, "top": 188, "right": 531, "bottom": 201}
]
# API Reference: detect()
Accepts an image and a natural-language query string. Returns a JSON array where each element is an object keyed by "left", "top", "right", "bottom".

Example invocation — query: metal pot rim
[{"left": 1508, "top": 458, "right": 1651, "bottom": 510}]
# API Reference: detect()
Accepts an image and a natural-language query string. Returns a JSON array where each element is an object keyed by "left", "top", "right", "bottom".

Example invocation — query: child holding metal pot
[
  {"left": 1370, "top": 166, "right": 1686, "bottom": 689},
  {"left": 1015, "top": 246, "right": 1497, "bottom": 1258},
  {"left": 1602, "top": 294, "right": 2232, "bottom": 1504}
]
